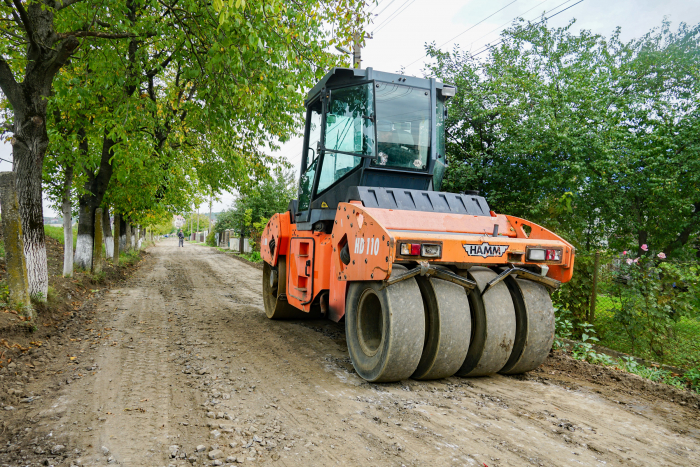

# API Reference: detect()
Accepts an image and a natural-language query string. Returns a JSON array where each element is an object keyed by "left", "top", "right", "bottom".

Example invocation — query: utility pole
[
  {"left": 209, "top": 193, "right": 213, "bottom": 232},
  {"left": 352, "top": 32, "right": 372, "bottom": 69}
]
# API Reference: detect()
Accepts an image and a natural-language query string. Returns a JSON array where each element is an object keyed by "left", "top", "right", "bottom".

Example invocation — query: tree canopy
[
  {"left": 224, "top": 167, "right": 296, "bottom": 237},
  {"left": 426, "top": 19, "right": 700, "bottom": 257}
]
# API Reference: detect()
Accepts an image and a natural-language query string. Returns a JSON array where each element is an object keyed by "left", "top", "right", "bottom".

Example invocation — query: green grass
[
  {"left": 44, "top": 224, "right": 78, "bottom": 250},
  {"left": 118, "top": 249, "right": 141, "bottom": 267},
  {"left": 594, "top": 294, "right": 700, "bottom": 370},
  {"left": 213, "top": 246, "right": 262, "bottom": 263},
  {"left": 239, "top": 251, "right": 262, "bottom": 263}
]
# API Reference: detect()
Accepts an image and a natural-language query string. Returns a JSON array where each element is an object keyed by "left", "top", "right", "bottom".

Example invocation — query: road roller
[{"left": 260, "top": 67, "right": 575, "bottom": 382}]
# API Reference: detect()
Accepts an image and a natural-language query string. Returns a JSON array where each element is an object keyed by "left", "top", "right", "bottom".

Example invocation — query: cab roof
[{"left": 305, "top": 67, "right": 453, "bottom": 106}]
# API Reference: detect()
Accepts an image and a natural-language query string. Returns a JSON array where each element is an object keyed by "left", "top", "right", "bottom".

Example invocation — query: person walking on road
[{"left": 177, "top": 229, "right": 184, "bottom": 247}]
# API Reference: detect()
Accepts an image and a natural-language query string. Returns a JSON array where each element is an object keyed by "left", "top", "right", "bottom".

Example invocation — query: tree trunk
[
  {"left": 125, "top": 221, "right": 132, "bottom": 250},
  {"left": 103, "top": 207, "right": 114, "bottom": 259},
  {"left": 74, "top": 201, "right": 94, "bottom": 271},
  {"left": 119, "top": 215, "right": 127, "bottom": 251},
  {"left": 92, "top": 208, "right": 104, "bottom": 274},
  {"left": 113, "top": 213, "right": 121, "bottom": 263},
  {"left": 62, "top": 165, "right": 74, "bottom": 277},
  {"left": 13, "top": 135, "right": 49, "bottom": 300},
  {"left": 0, "top": 4, "right": 80, "bottom": 301},
  {"left": 74, "top": 134, "right": 116, "bottom": 270},
  {"left": 0, "top": 172, "right": 33, "bottom": 318}
]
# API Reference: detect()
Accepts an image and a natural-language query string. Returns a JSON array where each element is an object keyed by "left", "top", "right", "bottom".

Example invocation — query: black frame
[{"left": 315, "top": 80, "right": 376, "bottom": 198}]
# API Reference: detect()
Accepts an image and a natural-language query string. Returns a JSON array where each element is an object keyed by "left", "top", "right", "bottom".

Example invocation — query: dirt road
[{"left": 2, "top": 239, "right": 699, "bottom": 467}]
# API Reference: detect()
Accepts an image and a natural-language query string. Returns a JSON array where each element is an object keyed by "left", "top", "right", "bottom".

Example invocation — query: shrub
[
  {"left": 206, "top": 230, "right": 216, "bottom": 247},
  {"left": 609, "top": 246, "right": 699, "bottom": 362}
]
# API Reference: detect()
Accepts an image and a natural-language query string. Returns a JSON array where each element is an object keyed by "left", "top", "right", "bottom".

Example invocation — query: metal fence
[{"left": 554, "top": 251, "right": 698, "bottom": 323}]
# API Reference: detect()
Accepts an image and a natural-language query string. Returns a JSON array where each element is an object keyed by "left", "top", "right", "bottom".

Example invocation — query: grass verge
[{"left": 44, "top": 225, "right": 78, "bottom": 250}]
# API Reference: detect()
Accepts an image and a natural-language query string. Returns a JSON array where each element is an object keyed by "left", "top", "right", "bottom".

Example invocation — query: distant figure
[{"left": 177, "top": 229, "right": 184, "bottom": 247}]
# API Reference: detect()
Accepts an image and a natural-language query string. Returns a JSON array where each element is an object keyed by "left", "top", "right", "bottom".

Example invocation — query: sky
[{"left": 2, "top": 0, "right": 698, "bottom": 217}]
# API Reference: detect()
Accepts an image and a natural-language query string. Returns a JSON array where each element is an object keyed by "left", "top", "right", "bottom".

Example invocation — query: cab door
[{"left": 288, "top": 237, "right": 315, "bottom": 307}]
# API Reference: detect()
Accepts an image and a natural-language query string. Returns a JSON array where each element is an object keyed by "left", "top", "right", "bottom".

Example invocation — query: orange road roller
[{"left": 261, "top": 67, "right": 575, "bottom": 382}]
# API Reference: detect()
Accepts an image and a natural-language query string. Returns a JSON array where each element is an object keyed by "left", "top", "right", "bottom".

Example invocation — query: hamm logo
[{"left": 463, "top": 243, "right": 509, "bottom": 258}]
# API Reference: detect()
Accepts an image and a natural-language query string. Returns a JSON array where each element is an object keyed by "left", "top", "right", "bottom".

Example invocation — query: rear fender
[
  {"left": 260, "top": 212, "right": 291, "bottom": 266},
  {"left": 331, "top": 202, "right": 395, "bottom": 283},
  {"left": 505, "top": 215, "right": 575, "bottom": 282}
]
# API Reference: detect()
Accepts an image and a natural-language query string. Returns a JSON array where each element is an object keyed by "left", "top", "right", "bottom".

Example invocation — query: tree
[
  {"left": 3, "top": 0, "right": 370, "bottom": 295},
  {"left": 230, "top": 167, "right": 296, "bottom": 241},
  {"left": 0, "top": 0, "right": 132, "bottom": 299},
  {"left": 426, "top": 19, "right": 700, "bottom": 256}
]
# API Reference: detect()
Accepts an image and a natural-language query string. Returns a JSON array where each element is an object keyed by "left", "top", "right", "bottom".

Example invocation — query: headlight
[{"left": 528, "top": 249, "right": 546, "bottom": 261}]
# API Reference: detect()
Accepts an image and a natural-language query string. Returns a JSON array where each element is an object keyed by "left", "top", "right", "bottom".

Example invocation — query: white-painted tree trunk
[
  {"left": 62, "top": 197, "right": 73, "bottom": 277},
  {"left": 74, "top": 233, "right": 93, "bottom": 270},
  {"left": 103, "top": 208, "right": 114, "bottom": 258}
]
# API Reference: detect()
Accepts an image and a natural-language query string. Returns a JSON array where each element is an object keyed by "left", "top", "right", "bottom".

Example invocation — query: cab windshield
[{"left": 372, "top": 83, "right": 431, "bottom": 171}]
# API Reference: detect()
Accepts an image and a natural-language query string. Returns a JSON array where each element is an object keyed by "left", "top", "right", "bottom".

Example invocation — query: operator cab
[{"left": 292, "top": 67, "right": 456, "bottom": 231}]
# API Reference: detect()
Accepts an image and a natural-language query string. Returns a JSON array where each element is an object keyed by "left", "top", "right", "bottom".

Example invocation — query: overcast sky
[{"left": 3, "top": 0, "right": 698, "bottom": 217}]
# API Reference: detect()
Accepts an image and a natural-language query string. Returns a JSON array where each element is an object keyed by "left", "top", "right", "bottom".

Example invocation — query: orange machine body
[{"left": 261, "top": 203, "right": 575, "bottom": 323}]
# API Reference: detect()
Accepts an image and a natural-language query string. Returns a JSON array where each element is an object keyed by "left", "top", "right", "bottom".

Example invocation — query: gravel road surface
[{"left": 2, "top": 239, "right": 698, "bottom": 467}]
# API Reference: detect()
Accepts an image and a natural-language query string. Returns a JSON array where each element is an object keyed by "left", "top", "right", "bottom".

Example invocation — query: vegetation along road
[{"left": 1, "top": 239, "right": 698, "bottom": 467}]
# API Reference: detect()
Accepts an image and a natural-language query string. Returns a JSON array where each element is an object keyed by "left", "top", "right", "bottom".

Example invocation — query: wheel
[
  {"left": 455, "top": 267, "right": 516, "bottom": 377},
  {"left": 412, "top": 273, "right": 471, "bottom": 380},
  {"left": 345, "top": 265, "right": 425, "bottom": 382},
  {"left": 263, "top": 256, "right": 307, "bottom": 319},
  {"left": 499, "top": 277, "right": 555, "bottom": 374}
]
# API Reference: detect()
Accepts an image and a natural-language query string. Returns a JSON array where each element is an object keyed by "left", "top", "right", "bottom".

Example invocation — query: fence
[{"left": 553, "top": 251, "right": 699, "bottom": 322}]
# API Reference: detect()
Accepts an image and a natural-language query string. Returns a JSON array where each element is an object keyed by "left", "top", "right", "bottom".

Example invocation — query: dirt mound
[{"left": 533, "top": 351, "right": 700, "bottom": 409}]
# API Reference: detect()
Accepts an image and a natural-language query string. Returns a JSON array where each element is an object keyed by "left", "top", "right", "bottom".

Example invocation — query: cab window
[
  {"left": 372, "top": 83, "right": 431, "bottom": 171},
  {"left": 317, "top": 83, "right": 374, "bottom": 194}
]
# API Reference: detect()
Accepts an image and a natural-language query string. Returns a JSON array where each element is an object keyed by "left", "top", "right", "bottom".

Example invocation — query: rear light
[
  {"left": 546, "top": 249, "right": 561, "bottom": 261},
  {"left": 400, "top": 243, "right": 420, "bottom": 255},
  {"left": 400, "top": 243, "right": 440, "bottom": 257},
  {"left": 527, "top": 248, "right": 561, "bottom": 261},
  {"left": 421, "top": 244, "right": 441, "bottom": 258}
]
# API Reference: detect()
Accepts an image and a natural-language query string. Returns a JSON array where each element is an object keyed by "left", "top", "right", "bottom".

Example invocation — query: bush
[
  {"left": 552, "top": 253, "right": 599, "bottom": 336},
  {"left": 206, "top": 230, "right": 216, "bottom": 247},
  {"left": 609, "top": 247, "right": 700, "bottom": 362}
]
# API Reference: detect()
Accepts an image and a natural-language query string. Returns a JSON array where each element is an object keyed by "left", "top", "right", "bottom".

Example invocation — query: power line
[
  {"left": 470, "top": 0, "right": 584, "bottom": 57},
  {"left": 438, "top": 0, "right": 520, "bottom": 48},
  {"left": 468, "top": 0, "right": 553, "bottom": 51},
  {"left": 402, "top": 0, "right": 584, "bottom": 71},
  {"left": 373, "top": 0, "right": 414, "bottom": 33},
  {"left": 369, "top": 0, "right": 384, "bottom": 12},
  {"left": 372, "top": 0, "right": 397, "bottom": 16},
  {"left": 470, "top": 0, "right": 576, "bottom": 55},
  {"left": 402, "top": 0, "right": 520, "bottom": 70}
]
